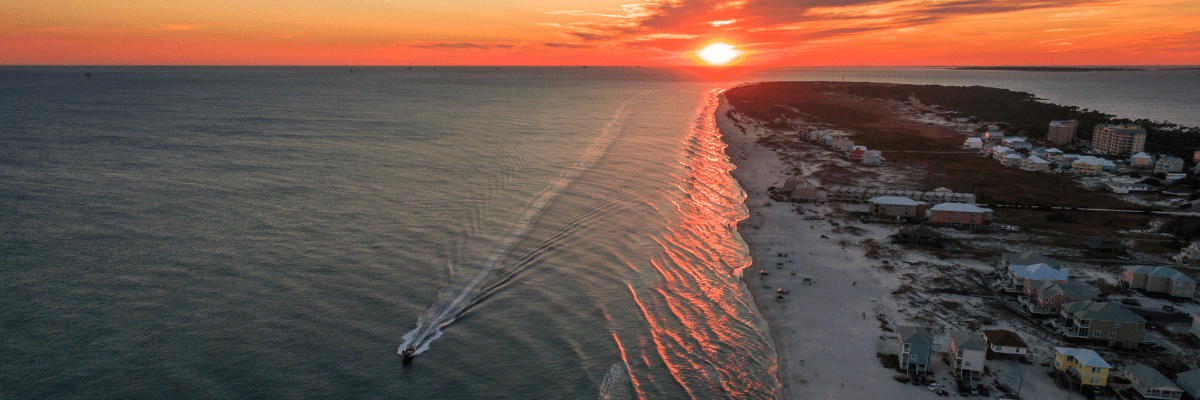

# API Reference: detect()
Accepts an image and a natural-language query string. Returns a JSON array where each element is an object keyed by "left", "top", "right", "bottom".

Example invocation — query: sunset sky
[{"left": 3, "top": 0, "right": 1199, "bottom": 65}]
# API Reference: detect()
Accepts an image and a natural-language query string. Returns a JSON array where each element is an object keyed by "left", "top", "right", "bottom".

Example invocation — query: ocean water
[{"left": 2, "top": 66, "right": 1197, "bottom": 400}]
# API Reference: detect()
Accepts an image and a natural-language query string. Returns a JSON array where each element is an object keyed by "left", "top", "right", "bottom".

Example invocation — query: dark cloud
[
  {"left": 557, "top": 0, "right": 1112, "bottom": 49},
  {"left": 407, "top": 42, "right": 515, "bottom": 50},
  {"left": 542, "top": 42, "right": 595, "bottom": 49}
]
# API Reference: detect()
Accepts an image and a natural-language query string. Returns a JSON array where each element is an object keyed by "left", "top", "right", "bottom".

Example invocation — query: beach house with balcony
[
  {"left": 929, "top": 203, "right": 993, "bottom": 228},
  {"left": 991, "top": 145, "right": 1013, "bottom": 161},
  {"left": 1072, "top": 156, "right": 1114, "bottom": 174},
  {"left": 948, "top": 331, "right": 987, "bottom": 380},
  {"left": 1054, "top": 347, "right": 1111, "bottom": 389},
  {"left": 1125, "top": 364, "right": 1185, "bottom": 400},
  {"left": 863, "top": 150, "right": 882, "bottom": 165},
  {"left": 834, "top": 137, "right": 855, "bottom": 151},
  {"left": 1131, "top": 152, "right": 1154, "bottom": 167},
  {"left": 868, "top": 196, "right": 927, "bottom": 222},
  {"left": 1045, "top": 148, "right": 1064, "bottom": 162},
  {"left": 981, "top": 330, "right": 1027, "bottom": 359},
  {"left": 985, "top": 131, "right": 1005, "bottom": 142},
  {"left": 1004, "top": 154, "right": 1024, "bottom": 168},
  {"left": 1021, "top": 278, "right": 1095, "bottom": 316},
  {"left": 997, "top": 251, "right": 1062, "bottom": 274},
  {"left": 1022, "top": 155, "right": 1050, "bottom": 172},
  {"left": 1056, "top": 300, "right": 1146, "bottom": 347},
  {"left": 1121, "top": 265, "right": 1197, "bottom": 298},
  {"left": 822, "top": 135, "right": 835, "bottom": 147},
  {"left": 1155, "top": 156, "right": 1185, "bottom": 174},
  {"left": 964, "top": 137, "right": 983, "bottom": 149},
  {"left": 898, "top": 326, "right": 933, "bottom": 376},
  {"left": 999, "top": 262, "right": 1068, "bottom": 294},
  {"left": 848, "top": 145, "right": 866, "bottom": 162}
]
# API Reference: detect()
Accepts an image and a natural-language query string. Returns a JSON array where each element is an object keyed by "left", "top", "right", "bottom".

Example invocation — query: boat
[{"left": 402, "top": 348, "right": 416, "bottom": 364}]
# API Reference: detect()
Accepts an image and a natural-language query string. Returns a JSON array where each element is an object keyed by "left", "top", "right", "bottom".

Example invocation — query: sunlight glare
[{"left": 696, "top": 42, "right": 743, "bottom": 66}]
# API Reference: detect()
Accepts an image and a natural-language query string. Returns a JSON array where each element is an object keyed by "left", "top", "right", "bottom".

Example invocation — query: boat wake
[
  {"left": 597, "top": 362, "right": 632, "bottom": 400},
  {"left": 399, "top": 95, "right": 641, "bottom": 357}
]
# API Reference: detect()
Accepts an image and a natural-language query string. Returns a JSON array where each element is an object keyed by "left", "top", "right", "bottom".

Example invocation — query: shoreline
[{"left": 716, "top": 93, "right": 935, "bottom": 399}]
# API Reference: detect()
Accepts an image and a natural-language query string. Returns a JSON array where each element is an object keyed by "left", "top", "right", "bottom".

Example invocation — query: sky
[{"left": 3, "top": 0, "right": 1199, "bottom": 65}]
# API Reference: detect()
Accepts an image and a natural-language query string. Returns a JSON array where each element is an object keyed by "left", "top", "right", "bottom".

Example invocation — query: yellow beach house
[{"left": 1055, "top": 347, "right": 1111, "bottom": 387}]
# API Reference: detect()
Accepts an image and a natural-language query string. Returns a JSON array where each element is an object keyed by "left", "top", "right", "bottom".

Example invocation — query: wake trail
[{"left": 399, "top": 94, "right": 643, "bottom": 355}]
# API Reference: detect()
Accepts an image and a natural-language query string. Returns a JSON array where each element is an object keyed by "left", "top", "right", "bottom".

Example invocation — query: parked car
[{"left": 928, "top": 383, "right": 940, "bottom": 391}]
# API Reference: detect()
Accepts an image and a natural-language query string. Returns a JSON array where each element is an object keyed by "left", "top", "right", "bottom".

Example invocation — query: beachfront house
[
  {"left": 1003, "top": 138, "right": 1032, "bottom": 150},
  {"left": 790, "top": 181, "right": 827, "bottom": 202},
  {"left": 1000, "top": 263, "right": 1068, "bottom": 294},
  {"left": 928, "top": 203, "right": 992, "bottom": 228},
  {"left": 964, "top": 137, "right": 983, "bottom": 149},
  {"left": 997, "top": 251, "right": 1062, "bottom": 274},
  {"left": 1176, "top": 242, "right": 1200, "bottom": 265},
  {"left": 1045, "top": 148, "right": 1064, "bottom": 161},
  {"left": 1022, "top": 155, "right": 1050, "bottom": 172},
  {"left": 862, "top": 150, "right": 882, "bottom": 165},
  {"left": 1054, "top": 347, "right": 1111, "bottom": 389},
  {"left": 899, "top": 326, "right": 933, "bottom": 376},
  {"left": 1177, "top": 369, "right": 1200, "bottom": 400},
  {"left": 1055, "top": 300, "right": 1147, "bottom": 347},
  {"left": 1155, "top": 156, "right": 1185, "bottom": 174},
  {"left": 1121, "top": 265, "right": 1196, "bottom": 298},
  {"left": 1004, "top": 154, "right": 1024, "bottom": 168},
  {"left": 1131, "top": 152, "right": 1155, "bottom": 167},
  {"left": 1022, "top": 278, "right": 1096, "bottom": 316},
  {"left": 849, "top": 146, "right": 866, "bottom": 162},
  {"left": 991, "top": 145, "right": 1013, "bottom": 161},
  {"left": 948, "top": 331, "right": 987, "bottom": 380},
  {"left": 1072, "top": 156, "right": 1114, "bottom": 174},
  {"left": 834, "top": 137, "right": 855, "bottom": 151},
  {"left": 1082, "top": 237, "right": 1129, "bottom": 257},
  {"left": 1125, "top": 364, "right": 1185, "bottom": 400},
  {"left": 822, "top": 135, "right": 835, "bottom": 147},
  {"left": 981, "top": 330, "right": 1027, "bottom": 359},
  {"left": 868, "top": 196, "right": 927, "bottom": 222},
  {"left": 985, "top": 131, "right": 1005, "bottom": 142},
  {"left": 807, "top": 130, "right": 820, "bottom": 141}
]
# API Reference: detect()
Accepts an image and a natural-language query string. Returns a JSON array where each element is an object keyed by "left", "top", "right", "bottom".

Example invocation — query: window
[
  {"left": 1093, "top": 331, "right": 1100, "bottom": 337},
  {"left": 1091, "top": 377, "right": 1100, "bottom": 384},
  {"left": 995, "top": 345, "right": 1004, "bottom": 352},
  {"left": 1108, "top": 332, "right": 1116, "bottom": 339},
  {"left": 1092, "top": 367, "right": 1100, "bottom": 373},
  {"left": 911, "top": 355, "right": 918, "bottom": 361},
  {"left": 1051, "top": 308, "right": 1057, "bottom": 313},
  {"left": 1113, "top": 323, "right": 1121, "bottom": 329}
]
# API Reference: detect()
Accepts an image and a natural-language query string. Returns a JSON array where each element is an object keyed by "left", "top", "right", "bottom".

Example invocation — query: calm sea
[{"left": 2, "top": 66, "right": 1197, "bottom": 400}]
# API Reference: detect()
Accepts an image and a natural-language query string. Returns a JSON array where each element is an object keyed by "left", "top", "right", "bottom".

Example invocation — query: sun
[{"left": 694, "top": 41, "right": 745, "bottom": 66}]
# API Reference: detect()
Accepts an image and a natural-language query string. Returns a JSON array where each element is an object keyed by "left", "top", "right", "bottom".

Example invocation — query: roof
[
  {"left": 1006, "top": 154, "right": 1023, "bottom": 159},
  {"left": 1125, "top": 364, "right": 1183, "bottom": 392},
  {"left": 1050, "top": 120, "right": 1079, "bottom": 126},
  {"left": 967, "top": 137, "right": 982, "bottom": 143},
  {"left": 1177, "top": 369, "right": 1200, "bottom": 395},
  {"left": 1054, "top": 347, "right": 1111, "bottom": 368},
  {"left": 1125, "top": 266, "right": 1196, "bottom": 283},
  {"left": 931, "top": 203, "right": 992, "bottom": 213},
  {"left": 1003, "top": 252, "right": 1063, "bottom": 268},
  {"left": 869, "top": 196, "right": 925, "bottom": 206},
  {"left": 1075, "top": 156, "right": 1115, "bottom": 166},
  {"left": 949, "top": 331, "right": 988, "bottom": 352},
  {"left": 1034, "top": 279, "right": 1096, "bottom": 301},
  {"left": 1011, "top": 263, "right": 1069, "bottom": 281},
  {"left": 1026, "top": 155, "right": 1048, "bottom": 164},
  {"left": 1063, "top": 301, "right": 1145, "bottom": 324},
  {"left": 899, "top": 326, "right": 933, "bottom": 345},
  {"left": 1131, "top": 152, "right": 1152, "bottom": 159},
  {"left": 1046, "top": 148, "right": 1063, "bottom": 153},
  {"left": 982, "top": 330, "right": 1028, "bottom": 348}
]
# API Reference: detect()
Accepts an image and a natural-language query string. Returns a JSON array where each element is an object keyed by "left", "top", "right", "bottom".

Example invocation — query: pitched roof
[
  {"left": 869, "top": 196, "right": 924, "bottom": 206},
  {"left": 982, "top": 330, "right": 1028, "bottom": 348},
  {"left": 931, "top": 203, "right": 992, "bottom": 213},
  {"left": 1002, "top": 252, "right": 1063, "bottom": 268},
  {"left": 1125, "top": 265, "right": 1196, "bottom": 283},
  {"left": 1176, "top": 369, "right": 1200, "bottom": 395},
  {"left": 1125, "top": 364, "right": 1183, "bottom": 392},
  {"left": 1026, "top": 155, "right": 1048, "bottom": 164},
  {"left": 1055, "top": 347, "right": 1110, "bottom": 368},
  {"left": 1011, "top": 263, "right": 1069, "bottom": 281},
  {"left": 967, "top": 137, "right": 982, "bottom": 143},
  {"left": 949, "top": 331, "right": 988, "bottom": 352},
  {"left": 1063, "top": 301, "right": 1145, "bottom": 323},
  {"left": 899, "top": 326, "right": 933, "bottom": 345}
]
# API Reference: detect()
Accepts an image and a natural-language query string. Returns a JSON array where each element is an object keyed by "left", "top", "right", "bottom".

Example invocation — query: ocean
[{"left": 2, "top": 66, "right": 1197, "bottom": 400}]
